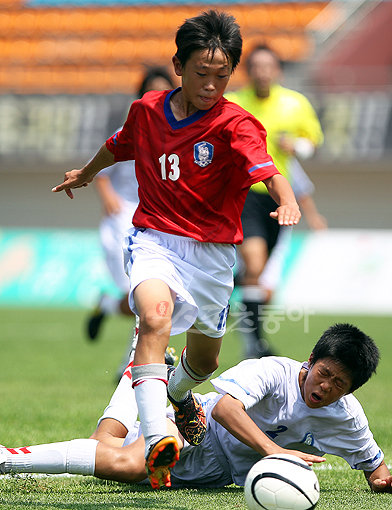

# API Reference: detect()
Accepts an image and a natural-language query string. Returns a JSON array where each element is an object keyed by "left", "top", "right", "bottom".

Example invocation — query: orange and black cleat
[
  {"left": 168, "top": 391, "right": 207, "bottom": 446},
  {"left": 145, "top": 436, "right": 180, "bottom": 489}
]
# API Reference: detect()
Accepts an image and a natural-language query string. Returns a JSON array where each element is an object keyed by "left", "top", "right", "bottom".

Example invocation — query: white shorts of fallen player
[
  {"left": 123, "top": 227, "right": 235, "bottom": 338},
  {"left": 98, "top": 367, "right": 232, "bottom": 488}
]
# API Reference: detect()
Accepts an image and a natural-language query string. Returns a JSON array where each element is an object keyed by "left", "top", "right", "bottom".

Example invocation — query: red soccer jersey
[{"left": 106, "top": 88, "right": 280, "bottom": 244}]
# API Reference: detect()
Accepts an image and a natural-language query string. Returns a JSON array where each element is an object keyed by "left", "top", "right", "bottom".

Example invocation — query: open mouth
[{"left": 310, "top": 392, "right": 322, "bottom": 404}]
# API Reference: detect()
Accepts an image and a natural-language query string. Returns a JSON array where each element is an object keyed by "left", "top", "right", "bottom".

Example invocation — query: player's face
[
  {"left": 248, "top": 50, "right": 281, "bottom": 97},
  {"left": 300, "top": 357, "right": 353, "bottom": 409},
  {"left": 174, "top": 49, "right": 232, "bottom": 111}
]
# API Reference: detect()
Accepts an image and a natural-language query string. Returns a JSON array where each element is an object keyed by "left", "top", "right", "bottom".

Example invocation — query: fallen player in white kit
[{"left": 1, "top": 323, "right": 391, "bottom": 493}]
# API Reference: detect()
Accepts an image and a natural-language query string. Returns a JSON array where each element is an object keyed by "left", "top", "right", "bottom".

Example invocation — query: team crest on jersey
[
  {"left": 301, "top": 432, "right": 315, "bottom": 446},
  {"left": 194, "top": 141, "right": 214, "bottom": 167}
]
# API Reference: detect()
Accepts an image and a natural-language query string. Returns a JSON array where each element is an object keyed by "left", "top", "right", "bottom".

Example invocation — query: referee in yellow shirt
[{"left": 226, "top": 44, "right": 323, "bottom": 357}]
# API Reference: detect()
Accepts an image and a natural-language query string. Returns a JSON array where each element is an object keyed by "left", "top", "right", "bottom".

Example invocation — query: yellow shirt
[{"left": 226, "top": 84, "right": 323, "bottom": 193}]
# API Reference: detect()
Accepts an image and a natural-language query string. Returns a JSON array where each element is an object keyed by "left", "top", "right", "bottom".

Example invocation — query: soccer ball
[{"left": 244, "top": 453, "right": 320, "bottom": 510}]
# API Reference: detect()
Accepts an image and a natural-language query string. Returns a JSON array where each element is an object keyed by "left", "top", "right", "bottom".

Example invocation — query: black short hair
[
  {"left": 138, "top": 66, "right": 175, "bottom": 98},
  {"left": 175, "top": 10, "right": 242, "bottom": 73},
  {"left": 245, "top": 44, "right": 282, "bottom": 74},
  {"left": 310, "top": 323, "right": 380, "bottom": 392}
]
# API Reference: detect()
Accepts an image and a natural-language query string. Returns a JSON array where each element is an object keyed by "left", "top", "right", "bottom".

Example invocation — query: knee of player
[
  {"left": 139, "top": 311, "right": 172, "bottom": 336},
  {"left": 244, "top": 266, "right": 265, "bottom": 283},
  {"left": 104, "top": 449, "right": 147, "bottom": 483}
]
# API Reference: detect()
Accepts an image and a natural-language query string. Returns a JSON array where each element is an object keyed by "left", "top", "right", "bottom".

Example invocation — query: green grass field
[{"left": 0, "top": 308, "right": 391, "bottom": 509}]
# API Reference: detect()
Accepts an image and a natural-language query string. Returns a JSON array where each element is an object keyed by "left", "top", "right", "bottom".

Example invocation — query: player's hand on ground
[
  {"left": 270, "top": 204, "right": 301, "bottom": 226},
  {"left": 52, "top": 169, "right": 94, "bottom": 199},
  {"left": 370, "top": 475, "right": 392, "bottom": 493},
  {"left": 284, "top": 449, "right": 326, "bottom": 466}
]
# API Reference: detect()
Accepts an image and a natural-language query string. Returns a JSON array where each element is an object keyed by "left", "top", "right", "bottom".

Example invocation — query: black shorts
[{"left": 241, "top": 190, "right": 281, "bottom": 252}]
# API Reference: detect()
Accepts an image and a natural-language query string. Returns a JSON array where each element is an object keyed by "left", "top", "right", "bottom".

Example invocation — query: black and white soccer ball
[{"left": 244, "top": 453, "right": 320, "bottom": 510}]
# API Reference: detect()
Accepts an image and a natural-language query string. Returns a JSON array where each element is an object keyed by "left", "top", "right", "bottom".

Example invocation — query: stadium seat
[{"left": 0, "top": 1, "right": 331, "bottom": 94}]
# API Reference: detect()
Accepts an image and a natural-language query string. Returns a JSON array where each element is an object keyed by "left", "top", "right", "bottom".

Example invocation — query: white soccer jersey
[
  {"left": 97, "top": 152, "right": 139, "bottom": 291},
  {"left": 106, "top": 356, "right": 383, "bottom": 488},
  {"left": 207, "top": 357, "right": 383, "bottom": 486},
  {"left": 98, "top": 160, "right": 139, "bottom": 205}
]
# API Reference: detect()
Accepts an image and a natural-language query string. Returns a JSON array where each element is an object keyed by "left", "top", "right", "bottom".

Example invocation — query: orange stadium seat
[
  {"left": 0, "top": 0, "right": 23, "bottom": 8},
  {"left": 0, "top": 1, "right": 330, "bottom": 94},
  {"left": 269, "top": 6, "right": 299, "bottom": 29},
  {"left": 297, "top": 4, "right": 327, "bottom": 25}
]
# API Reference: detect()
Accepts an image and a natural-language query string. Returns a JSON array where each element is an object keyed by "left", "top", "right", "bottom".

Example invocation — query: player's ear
[
  {"left": 308, "top": 352, "right": 314, "bottom": 366},
  {"left": 172, "top": 55, "right": 183, "bottom": 77}
]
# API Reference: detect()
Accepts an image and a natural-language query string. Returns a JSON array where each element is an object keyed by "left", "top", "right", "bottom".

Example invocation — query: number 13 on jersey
[{"left": 159, "top": 153, "right": 180, "bottom": 181}]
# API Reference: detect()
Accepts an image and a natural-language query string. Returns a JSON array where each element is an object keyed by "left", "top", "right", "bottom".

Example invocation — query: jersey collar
[{"left": 164, "top": 87, "right": 213, "bottom": 130}]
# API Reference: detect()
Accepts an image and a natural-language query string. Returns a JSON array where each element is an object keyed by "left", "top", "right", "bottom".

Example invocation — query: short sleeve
[
  {"left": 229, "top": 116, "right": 280, "bottom": 186},
  {"left": 211, "top": 357, "right": 284, "bottom": 410}
]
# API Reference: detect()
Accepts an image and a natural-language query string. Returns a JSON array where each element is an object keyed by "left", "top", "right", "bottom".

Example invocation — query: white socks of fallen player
[
  {"left": 167, "top": 348, "right": 212, "bottom": 403},
  {"left": 2, "top": 439, "right": 98, "bottom": 475},
  {"left": 131, "top": 363, "right": 168, "bottom": 456}
]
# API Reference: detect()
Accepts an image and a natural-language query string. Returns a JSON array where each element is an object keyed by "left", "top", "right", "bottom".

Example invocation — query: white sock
[
  {"left": 100, "top": 294, "right": 120, "bottom": 315},
  {"left": 131, "top": 363, "right": 168, "bottom": 456},
  {"left": 3, "top": 439, "right": 97, "bottom": 475},
  {"left": 168, "top": 348, "right": 212, "bottom": 403}
]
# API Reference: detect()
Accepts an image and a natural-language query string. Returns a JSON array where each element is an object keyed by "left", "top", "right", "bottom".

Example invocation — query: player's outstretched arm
[
  {"left": 52, "top": 143, "right": 115, "bottom": 199},
  {"left": 211, "top": 394, "right": 325, "bottom": 466},
  {"left": 262, "top": 174, "right": 301, "bottom": 226},
  {"left": 364, "top": 461, "right": 392, "bottom": 493}
]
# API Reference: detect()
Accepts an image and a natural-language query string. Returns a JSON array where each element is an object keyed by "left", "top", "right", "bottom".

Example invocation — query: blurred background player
[
  {"left": 226, "top": 44, "right": 324, "bottom": 358},
  {"left": 236, "top": 158, "right": 328, "bottom": 358},
  {"left": 87, "top": 67, "right": 176, "bottom": 343}
]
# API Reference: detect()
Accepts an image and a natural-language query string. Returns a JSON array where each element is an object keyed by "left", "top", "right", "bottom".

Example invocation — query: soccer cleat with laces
[
  {"left": 167, "top": 389, "right": 207, "bottom": 447},
  {"left": 145, "top": 436, "right": 179, "bottom": 489}
]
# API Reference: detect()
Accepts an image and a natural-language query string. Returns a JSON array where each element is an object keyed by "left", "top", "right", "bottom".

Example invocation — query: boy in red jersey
[{"left": 52, "top": 10, "right": 301, "bottom": 489}]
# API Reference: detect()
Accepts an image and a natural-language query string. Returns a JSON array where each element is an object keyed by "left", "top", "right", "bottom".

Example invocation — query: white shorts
[
  {"left": 123, "top": 228, "right": 235, "bottom": 338},
  {"left": 170, "top": 392, "right": 233, "bottom": 488},
  {"left": 97, "top": 363, "right": 175, "bottom": 437},
  {"left": 97, "top": 366, "right": 138, "bottom": 432},
  {"left": 99, "top": 200, "right": 138, "bottom": 293},
  {"left": 97, "top": 369, "right": 232, "bottom": 488}
]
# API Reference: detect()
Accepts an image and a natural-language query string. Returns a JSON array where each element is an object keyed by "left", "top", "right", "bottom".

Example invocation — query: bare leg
[
  {"left": 133, "top": 279, "right": 176, "bottom": 365},
  {"left": 240, "top": 236, "right": 269, "bottom": 286},
  {"left": 238, "top": 236, "right": 273, "bottom": 357},
  {"left": 186, "top": 328, "right": 222, "bottom": 376},
  {"left": 119, "top": 294, "right": 134, "bottom": 316},
  {"left": 90, "top": 418, "right": 128, "bottom": 448},
  {"left": 94, "top": 437, "right": 147, "bottom": 483},
  {"left": 93, "top": 419, "right": 183, "bottom": 483}
]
